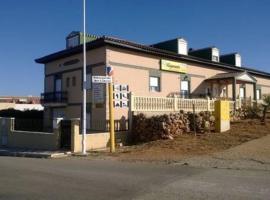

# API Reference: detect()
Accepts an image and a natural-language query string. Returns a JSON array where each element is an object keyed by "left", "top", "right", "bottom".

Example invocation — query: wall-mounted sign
[
  {"left": 114, "top": 84, "right": 121, "bottom": 92},
  {"left": 113, "top": 84, "right": 129, "bottom": 108},
  {"left": 114, "top": 100, "right": 121, "bottom": 108},
  {"left": 161, "top": 59, "right": 187, "bottom": 74},
  {"left": 121, "top": 101, "right": 129, "bottom": 108},
  {"left": 114, "top": 92, "right": 121, "bottom": 100},
  {"left": 92, "top": 76, "right": 112, "bottom": 83},
  {"left": 93, "top": 83, "right": 104, "bottom": 103},
  {"left": 106, "top": 66, "right": 114, "bottom": 76}
]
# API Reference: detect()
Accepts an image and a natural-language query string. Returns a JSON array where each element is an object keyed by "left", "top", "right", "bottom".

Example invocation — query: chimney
[
  {"left": 152, "top": 38, "right": 188, "bottom": 55},
  {"left": 189, "top": 47, "right": 220, "bottom": 62},
  {"left": 220, "top": 53, "right": 241, "bottom": 67}
]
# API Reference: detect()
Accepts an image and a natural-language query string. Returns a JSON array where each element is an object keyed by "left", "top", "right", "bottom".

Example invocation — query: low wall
[
  {"left": 0, "top": 117, "right": 59, "bottom": 150},
  {"left": 71, "top": 120, "right": 128, "bottom": 153}
]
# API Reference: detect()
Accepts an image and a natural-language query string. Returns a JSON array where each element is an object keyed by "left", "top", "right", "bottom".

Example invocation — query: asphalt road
[{"left": 0, "top": 157, "right": 269, "bottom": 200}]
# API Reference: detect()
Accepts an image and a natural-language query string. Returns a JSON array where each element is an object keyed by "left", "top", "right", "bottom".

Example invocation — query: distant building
[{"left": 0, "top": 96, "right": 43, "bottom": 111}]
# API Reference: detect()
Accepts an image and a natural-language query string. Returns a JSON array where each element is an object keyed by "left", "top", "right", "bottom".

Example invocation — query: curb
[{"left": 0, "top": 149, "right": 71, "bottom": 159}]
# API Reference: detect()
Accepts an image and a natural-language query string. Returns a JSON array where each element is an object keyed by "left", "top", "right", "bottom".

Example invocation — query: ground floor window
[
  {"left": 86, "top": 73, "right": 92, "bottom": 90},
  {"left": 86, "top": 103, "right": 91, "bottom": 130},
  {"left": 256, "top": 89, "right": 262, "bottom": 100},
  {"left": 239, "top": 86, "right": 246, "bottom": 99},
  {"left": 149, "top": 76, "right": 160, "bottom": 92},
  {"left": 180, "top": 80, "right": 190, "bottom": 98}
]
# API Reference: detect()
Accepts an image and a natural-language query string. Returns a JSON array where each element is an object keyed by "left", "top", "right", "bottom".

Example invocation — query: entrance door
[{"left": 60, "top": 120, "right": 71, "bottom": 150}]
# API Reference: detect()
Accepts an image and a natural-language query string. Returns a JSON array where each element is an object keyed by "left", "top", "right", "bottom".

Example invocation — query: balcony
[{"left": 41, "top": 91, "right": 68, "bottom": 106}]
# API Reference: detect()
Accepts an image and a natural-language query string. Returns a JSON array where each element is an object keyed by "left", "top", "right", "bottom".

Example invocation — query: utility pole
[{"left": 82, "top": 0, "right": 87, "bottom": 154}]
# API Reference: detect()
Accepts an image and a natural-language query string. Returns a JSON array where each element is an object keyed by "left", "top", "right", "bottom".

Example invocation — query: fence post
[
  {"left": 192, "top": 103, "right": 196, "bottom": 136},
  {"left": 239, "top": 98, "right": 242, "bottom": 109},
  {"left": 174, "top": 95, "right": 178, "bottom": 112},
  {"left": 128, "top": 92, "right": 134, "bottom": 133},
  {"left": 207, "top": 97, "right": 210, "bottom": 111}
]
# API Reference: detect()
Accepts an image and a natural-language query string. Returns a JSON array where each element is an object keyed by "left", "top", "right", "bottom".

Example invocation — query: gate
[
  {"left": 60, "top": 120, "right": 71, "bottom": 150},
  {"left": 1, "top": 118, "right": 8, "bottom": 146}
]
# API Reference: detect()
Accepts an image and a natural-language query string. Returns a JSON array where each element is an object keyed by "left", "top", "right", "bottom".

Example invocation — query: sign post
[
  {"left": 109, "top": 81, "right": 115, "bottom": 153},
  {"left": 107, "top": 66, "right": 115, "bottom": 153},
  {"left": 91, "top": 68, "right": 115, "bottom": 152}
]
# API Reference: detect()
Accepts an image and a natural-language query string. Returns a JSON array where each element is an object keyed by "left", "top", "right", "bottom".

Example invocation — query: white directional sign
[
  {"left": 93, "top": 83, "right": 105, "bottom": 103},
  {"left": 92, "top": 76, "right": 112, "bottom": 83}
]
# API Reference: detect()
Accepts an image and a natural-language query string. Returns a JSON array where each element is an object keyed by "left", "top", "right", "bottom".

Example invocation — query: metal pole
[{"left": 82, "top": 0, "right": 87, "bottom": 154}]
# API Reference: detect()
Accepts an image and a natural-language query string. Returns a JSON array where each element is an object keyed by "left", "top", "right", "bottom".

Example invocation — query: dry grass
[{"left": 112, "top": 119, "right": 270, "bottom": 162}]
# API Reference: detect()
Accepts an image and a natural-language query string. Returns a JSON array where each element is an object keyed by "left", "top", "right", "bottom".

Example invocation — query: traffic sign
[
  {"left": 106, "top": 66, "right": 114, "bottom": 76},
  {"left": 92, "top": 76, "right": 112, "bottom": 83}
]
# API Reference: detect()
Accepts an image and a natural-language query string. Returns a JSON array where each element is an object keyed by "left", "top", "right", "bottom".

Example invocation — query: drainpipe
[{"left": 232, "top": 77, "right": 236, "bottom": 111}]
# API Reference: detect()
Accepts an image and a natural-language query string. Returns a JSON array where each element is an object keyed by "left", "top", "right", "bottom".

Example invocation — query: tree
[{"left": 261, "top": 94, "right": 270, "bottom": 123}]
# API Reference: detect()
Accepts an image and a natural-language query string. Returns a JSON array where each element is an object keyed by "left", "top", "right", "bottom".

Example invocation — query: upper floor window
[
  {"left": 67, "top": 35, "right": 79, "bottom": 48},
  {"left": 72, "top": 76, "right": 76, "bottom": 87},
  {"left": 149, "top": 76, "right": 160, "bottom": 92},
  {"left": 66, "top": 77, "right": 70, "bottom": 88},
  {"left": 55, "top": 76, "right": 62, "bottom": 92},
  {"left": 212, "top": 55, "right": 219, "bottom": 62}
]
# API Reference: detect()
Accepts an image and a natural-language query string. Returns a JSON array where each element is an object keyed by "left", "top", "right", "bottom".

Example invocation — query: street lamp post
[{"left": 82, "top": 0, "right": 87, "bottom": 154}]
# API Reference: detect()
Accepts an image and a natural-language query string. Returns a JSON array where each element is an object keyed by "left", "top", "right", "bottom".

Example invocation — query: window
[
  {"left": 55, "top": 76, "right": 62, "bottom": 92},
  {"left": 149, "top": 76, "right": 160, "bottom": 92},
  {"left": 86, "top": 103, "right": 91, "bottom": 130},
  {"left": 72, "top": 76, "right": 76, "bottom": 87},
  {"left": 256, "top": 89, "right": 261, "bottom": 100},
  {"left": 181, "top": 80, "right": 190, "bottom": 98},
  {"left": 86, "top": 73, "right": 92, "bottom": 90},
  {"left": 67, "top": 35, "right": 79, "bottom": 48},
  {"left": 212, "top": 55, "right": 219, "bottom": 62},
  {"left": 239, "top": 87, "right": 246, "bottom": 99},
  {"left": 66, "top": 77, "right": 70, "bottom": 88}
]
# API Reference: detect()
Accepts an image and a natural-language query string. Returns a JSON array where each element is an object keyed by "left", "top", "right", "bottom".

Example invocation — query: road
[{"left": 0, "top": 157, "right": 270, "bottom": 200}]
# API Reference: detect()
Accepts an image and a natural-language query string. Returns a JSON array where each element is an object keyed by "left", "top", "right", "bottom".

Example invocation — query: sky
[{"left": 0, "top": 0, "right": 270, "bottom": 96}]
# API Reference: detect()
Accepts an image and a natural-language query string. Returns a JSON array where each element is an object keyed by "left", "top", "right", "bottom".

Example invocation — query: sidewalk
[
  {"left": 0, "top": 147, "right": 71, "bottom": 158},
  {"left": 176, "top": 134, "right": 270, "bottom": 171}
]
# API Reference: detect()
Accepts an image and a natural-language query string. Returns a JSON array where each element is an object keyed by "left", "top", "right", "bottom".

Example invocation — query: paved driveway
[
  {"left": 0, "top": 157, "right": 270, "bottom": 200},
  {"left": 177, "top": 134, "right": 270, "bottom": 170}
]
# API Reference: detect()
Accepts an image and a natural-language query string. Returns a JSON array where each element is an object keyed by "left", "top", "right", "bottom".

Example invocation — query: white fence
[{"left": 130, "top": 94, "right": 245, "bottom": 113}]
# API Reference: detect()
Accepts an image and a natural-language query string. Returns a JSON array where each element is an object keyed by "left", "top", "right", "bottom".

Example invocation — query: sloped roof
[
  {"left": 35, "top": 36, "right": 270, "bottom": 78},
  {"left": 207, "top": 71, "right": 257, "bottom": 83}
]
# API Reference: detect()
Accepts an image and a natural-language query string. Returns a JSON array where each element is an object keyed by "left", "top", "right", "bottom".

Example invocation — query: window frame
[
  {"left": 212, "top": 55, "right": 219, "bottom": 62},
  {"left": 256, "top": 89, "right": 262, "bottom": 100},
  {"left": 149, "top": 76, "right": 161, "bottom": 92},
  {"left": 72, "top": 76, "right": 76, "bottom": 87},
  {"left": 66, "top": 77, "right": 70, "bottom": 88},
  {"left": 180, "top": 80, "right": 190, "bottom": 98}
]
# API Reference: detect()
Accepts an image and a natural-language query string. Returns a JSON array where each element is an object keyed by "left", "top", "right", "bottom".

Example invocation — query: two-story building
[{"left": 36, "top": 32, "right": 270, "bottom": 131}]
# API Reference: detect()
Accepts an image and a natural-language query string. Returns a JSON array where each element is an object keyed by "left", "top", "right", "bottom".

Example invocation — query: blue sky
[{"left": 0, "top": 0, "right": 270, "bottom": 96}]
